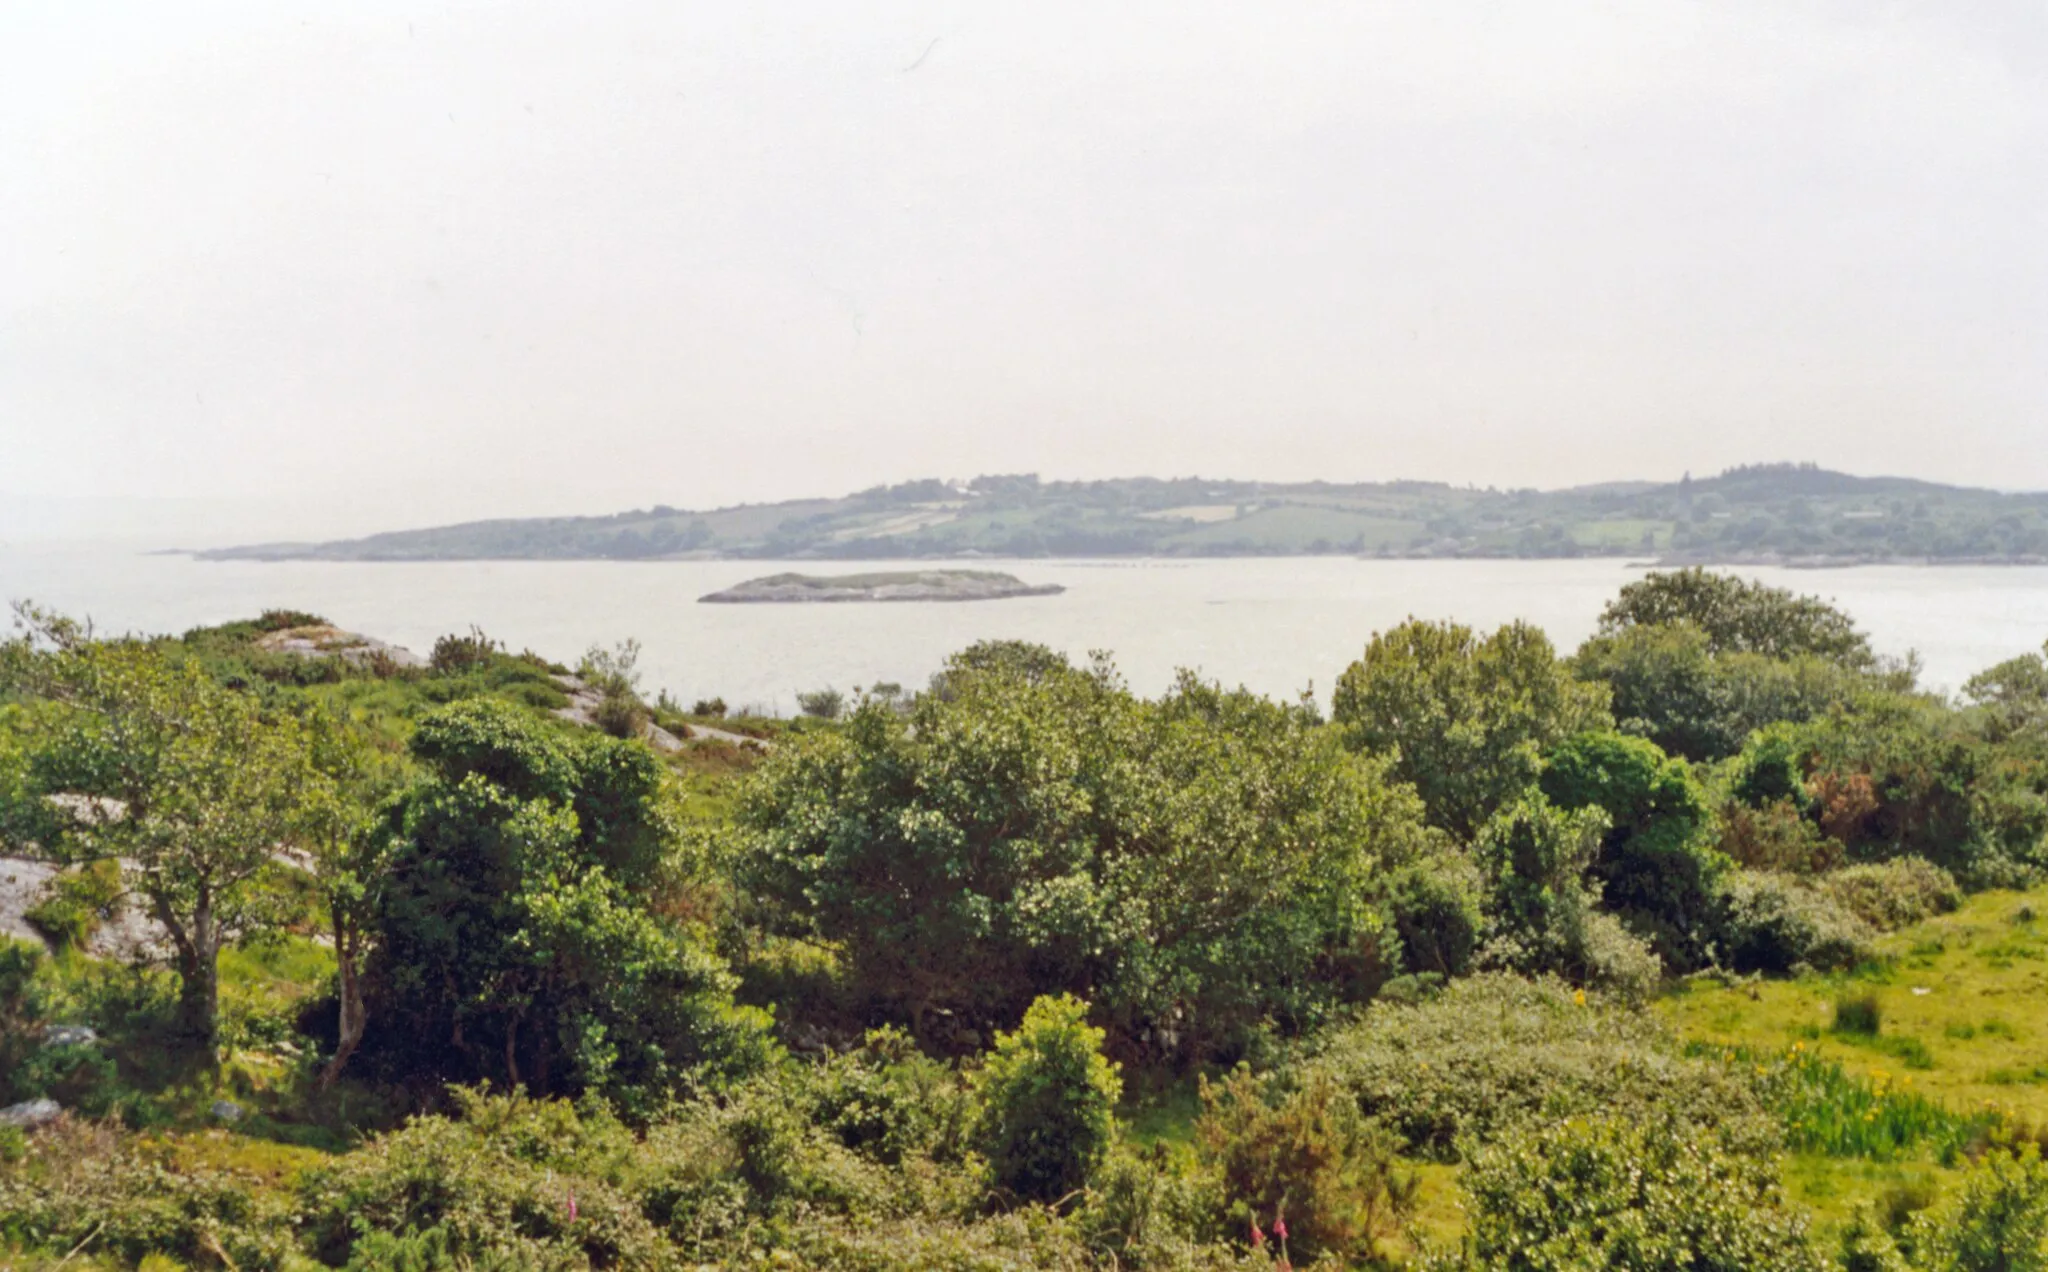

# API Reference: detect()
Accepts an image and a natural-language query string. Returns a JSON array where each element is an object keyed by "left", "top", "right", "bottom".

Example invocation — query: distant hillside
[{"left": 199, "top": 465, "right": 2048, "bottom": 565}]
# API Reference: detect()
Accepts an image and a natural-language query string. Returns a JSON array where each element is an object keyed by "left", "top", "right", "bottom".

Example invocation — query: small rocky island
[{"left": 699, "top": 570, "right": 1064, "bottom": 604}]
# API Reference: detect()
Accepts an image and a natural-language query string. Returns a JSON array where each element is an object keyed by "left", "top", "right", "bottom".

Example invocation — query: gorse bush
[
  {"left": 971, "top": 993, "right": 1122, "bottom": 1205},
  {"left": 1715, "top": 870, "right": 1874, "bottom": 974},
  {"left": 1819, "top": 857, "right": 1963, "bottom": 931},
  {"left": 1311, "top": 975, "right": 1772, "bottom": 1161},
  {"left": 1446, "top": 1114, "right": 1825, "bottom": 1272},
  {"left": 0, "top": 1119, "right": 299, "bottom": 1271},
  {"left": 1906, "top": 1144, "right": 2048, "bottom": 1271},
  {"left": 1195, "top": 1065, "right": 1413, "bottom": 1264}
]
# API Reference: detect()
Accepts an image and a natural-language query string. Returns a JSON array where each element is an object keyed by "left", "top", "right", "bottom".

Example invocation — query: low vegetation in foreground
[{"left": 7, "top": 568, "right": 2048, "bottom": 1268}]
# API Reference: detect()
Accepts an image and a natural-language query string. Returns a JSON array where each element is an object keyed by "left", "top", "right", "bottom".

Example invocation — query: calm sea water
[{"left": 5, "top": 544, "right": 2048, "bottom": 711}]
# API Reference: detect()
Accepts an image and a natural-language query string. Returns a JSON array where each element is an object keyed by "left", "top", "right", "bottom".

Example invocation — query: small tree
[
  {"left": 301, "top": 708, "right": 410, "bottom": 1087},
  {"left": 795, "top": 687, "right": 844, "bottom": 720},
  {"left": 971, "top": 994, "right": 1121, "bottom": 1204},
  {"left": 1597, "top": 568, "right": 1874, "bottom": 667},
  {"left": 2, "top": 608, "right": 316, "bottom": 1058},
  {"left": 1333, "top": 619, "right": 1610, "bottom": 838}
]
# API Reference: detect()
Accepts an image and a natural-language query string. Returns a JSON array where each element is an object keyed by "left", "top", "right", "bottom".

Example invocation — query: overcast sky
[{"left": 3, "top": 1, "right": 2045, "bottom": 542}]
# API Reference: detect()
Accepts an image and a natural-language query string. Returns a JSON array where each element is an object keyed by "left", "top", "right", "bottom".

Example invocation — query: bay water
[{"left": 6, "top": 543, "right": 2048, "bottom": 712}]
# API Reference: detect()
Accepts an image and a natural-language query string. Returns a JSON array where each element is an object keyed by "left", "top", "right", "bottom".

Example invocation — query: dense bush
[
  {"left": 0, "top": 1119, "right": 298, "bottom": 1270},
  {"left": 1333, "top": 618, "right": 1611, "bottom": 838},
  {"left": 1471, "top": 796, "right": 1662, "bottom": 999},
  {"left": 362, "top": 698, "right": 774, "bottom": 1110},
  {"left": 1311, "top": 975, "right": 1771, "bottom": 1161},
  {"left": 1906, "top": 1144, "right": 2048, "bottom": 1271},
  {"left": 1575, "top": 623, "right": 1876, "bottom": 762},
  {"left": 1594, "top": 568, "right": 1874, "bottom": 666},
  {"left": 1376, "top": 851, "right": 1486, "bottom": 979},
  {"left": 1540, "top": 731, "right": 1723, "bottom": 968},
  {"left": 299, "top": 1088, "right": 670, "bottom": 1269},
  {"left": 734, "top": 646, "right": 1432, "bottom": 1058},
  {"left": 1818, "top": 857, "right": 1962, "bottom": 931},
  {"left": 1714, "top": 870, "right": 1874, "bottom": 974},
  {"left": 971, "top": 994, "right": 1122, "bottom": 1205},
  {"left": 1195, "top": 1065, "right": 1412, "bottom": 1264},
  {"left": 1446, "top": 1114, "right": 1825, "bottom": 1271},
  {"left": 0, "top": 939, "right": 48, "bottom": 1103}
]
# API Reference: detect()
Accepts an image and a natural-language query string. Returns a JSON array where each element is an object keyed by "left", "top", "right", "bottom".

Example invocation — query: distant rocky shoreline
[{"left": 700, "top": 570, "right": 1064, "bottom": 603}]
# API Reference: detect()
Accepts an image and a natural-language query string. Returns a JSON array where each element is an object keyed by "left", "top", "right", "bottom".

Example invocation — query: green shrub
[
  {"left": 1376, "top": 852, "right": 1485, "bottom": 978},
  {"left": 1448, "top": 1114, "right": 1825, "bottom": 1271},
  {"left": 1079, "top": 1142, "right": 1226, "bottom": 1268},
  {"left": 1835, "top": 992, "right": 1883, "bottom": 1038},
  {"left": 1715, "top": 870, "right": 1874, "bottom": 974},
  {"left": 1540, "top": 730, "right": 1723, "bottom": 969},
  {"left": 1472, "top": 796, "right": 1662, "bottom": 1000},
  {"left": 1312, "top": 974, "right": 1772, "bottom": 1161},
  {"left": 429, "top": 627, "right": 502, "bottom": 675},
  {"left": 590, "top": 689, "right": 648, "bottom": 739},
  {"left": 804, "top": 1027, "right": 971, "bottom": 1166},
  {"left": 299, "top": 1088, "right": 668, "bottom": 1270},
  {"left": 1908, "top": 1145, "right": 2048, "bottom": 1271},
  {"left": 0, "top": 939, "right": 48, "bottom": 1103},
  {"left": 1819, "top": 857, "right": 1962, "bottom": 931},
  {"left": 0, "top": 1119, "right": 298, "bottom": 1270},
  {"left": 1194, "top": 1066, "right": 1413, "bottom": 1264},
  {"left": 970, "top": 994, "right": 1121, "bottom": 1205}
]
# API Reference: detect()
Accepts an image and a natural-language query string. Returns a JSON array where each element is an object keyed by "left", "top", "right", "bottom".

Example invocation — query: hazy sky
[{"left": 3, "top": 2, "right": 2045, "bottom": 541}]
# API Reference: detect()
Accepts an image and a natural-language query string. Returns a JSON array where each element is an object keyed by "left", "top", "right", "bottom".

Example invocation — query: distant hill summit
[{"left": 199, "top": 464, "right": 2048, "bottom": 566}]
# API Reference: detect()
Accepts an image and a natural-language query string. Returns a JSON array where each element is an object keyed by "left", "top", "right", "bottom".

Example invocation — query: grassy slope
[{"left": 1658, "top": 883, "right": 2048, "bottom": 1223}]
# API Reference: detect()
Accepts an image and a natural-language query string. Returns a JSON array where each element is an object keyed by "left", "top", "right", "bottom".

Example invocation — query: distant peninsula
[
  {"left": 194, "top": 465, "right": 2048, "bottom": 567},
  {"left": 700, "top": 570, "right": 1064, "bottom": 604}
]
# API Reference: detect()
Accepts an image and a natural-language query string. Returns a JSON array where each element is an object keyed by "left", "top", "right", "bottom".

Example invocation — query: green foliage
[
  {"left": 970, "top": 993, "right": 1122, "bottom": 1205},
  {"left": 1835, "top": 993, "right": 1883, "bottom": 1038},
  {"left": 1717, "top": 1044, "right": 1997, "bottom": 1162},
  {"left": 1819, "top": 858, "right": 1963, "bottom": 931},
  {"left": 0, "top": 940, "right": 49, "bottom": 1103},
  {"left": 1715, "top": 870, "right": 1874, "bottom": 974},
  {"left": 1597, "top": 568, "right": 1874, "bottom": 666},
  {"left": 1194, "top": 1065, "right": 1413, "bottom": 1263},
  {"left": 0, "top": 1119, "right": 299, "bottom": 1270},
  {"left": 1447, "top": 1114, "right": 1824, "bottom": 1271},
  {"left": 1908, "top": 1145, "right": 2048, "bottom": 1271},
  {"left": 1377, "top": 852, "right": 1486, "bottom": 978},
  {"left": 1333, "top": 618, "right": 1611, "bottom": 838},
  {"left": 298, "top": 1087, "right": 668, "bottom": 1270},
  {"left": 1472, "top": 796, "right": 1661, "bottom": 999},
  {"left": 1313, "top": 975, "right": 1772, "bottom": 1161},
  {"left": 0, "top": 616, "right": 321, "bottom": 1055},
  {"left": 794, "top": 687, "right": 845, "bottom": 720},
  {"left": 1574, "top": 623, "right": 1877, "bottom": 762},
  {"left": 1964, "top": 641, "right": 2048, "bottom": 743},
  {"left": 363, "top": 698, "right": 774, "bottom": 1110},
  {"left": 734, "top": 646, "right": 1430, "bottom": 1057},
  {"left": 1540, "top": 731, "right": 1722, "bottom": 967},
  {"left": 429, "top": 626, "right": 502, "bottom": 676}
]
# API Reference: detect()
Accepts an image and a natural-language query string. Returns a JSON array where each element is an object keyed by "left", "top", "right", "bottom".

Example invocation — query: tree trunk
[
  {"left": 320, "top": 925, "right": 366, "bottom": 1090},
  {"left": 179, "top": 892, "right": 221, "bottom": 1063}
]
